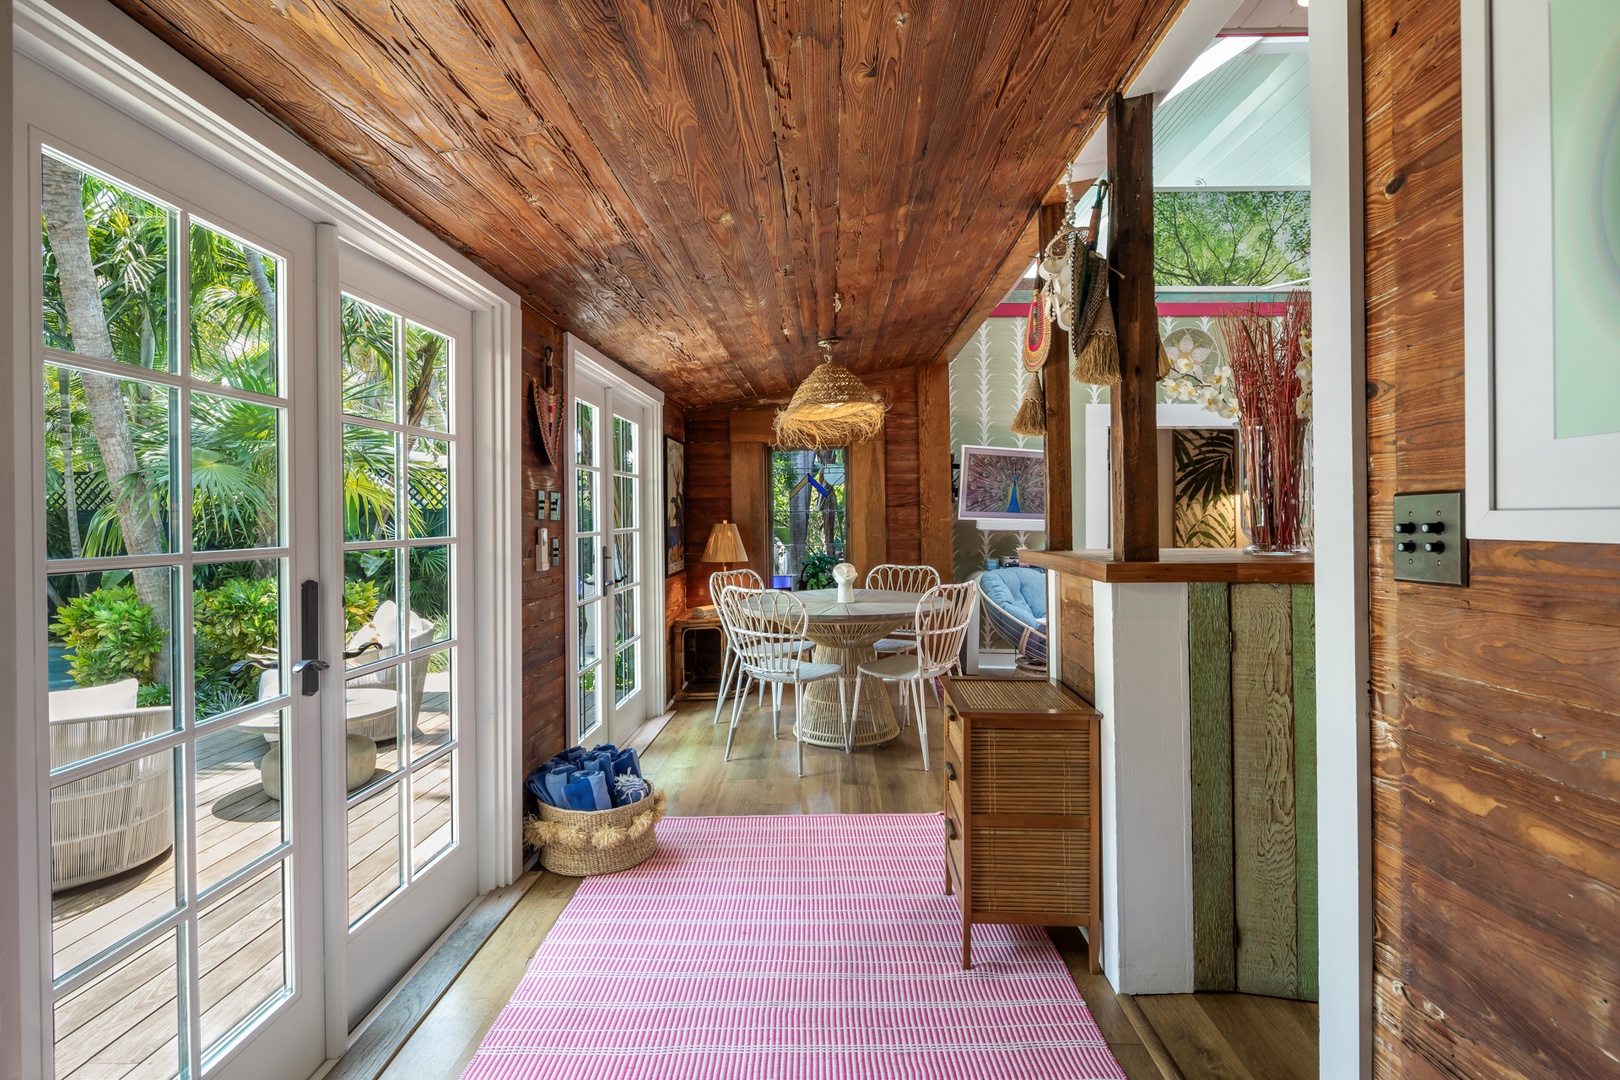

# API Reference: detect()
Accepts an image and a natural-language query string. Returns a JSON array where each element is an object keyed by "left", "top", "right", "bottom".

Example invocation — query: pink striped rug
[{"left": 462, "top": 813, "right": 1124, "bottom": 1080}]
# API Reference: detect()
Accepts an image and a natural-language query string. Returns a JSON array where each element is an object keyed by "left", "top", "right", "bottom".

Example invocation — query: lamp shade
[
  {"left": 772, "top": 338, "right": 885, "bottom": 449},
  {"left": 701, "top": 520, "right": 749, "bottom": 564}
]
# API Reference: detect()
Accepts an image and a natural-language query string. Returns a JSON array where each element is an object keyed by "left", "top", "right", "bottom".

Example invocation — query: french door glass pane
[
  {"left": 194, "top": 713, "right": 285, "bottom": 892},
  {"left": 344, "top": 549, "right": 400, "bottom": 668},
  {"left": 575, "top": 468, "right": 596, "bottom": 533},
  {"left": 575, "top": 401, "right": 595, "bottom": 466},
  {"left": 197, "top": 861, "right": 288, "bottom": 1055},
  {"left": 406, "top": 437, "right": 449, "bottom": 539},
  {"left": 41, "top": 155, "right": 176, "bottom": 374},
  {"left": 42, "top": 364, "right": 176, "bottom": 558},
  {"left": 612, "top": 416, "right": 635, "bottom": 472},
  {"left": 411, "top": 756, "right": 454, "bottom": 873},
  {"left": 408, "top": 546, "right": 450, "bottom": 645},
  {"left": 614, "top": 587, "right": 637, "bottom": 646},
  {"left": 53, "top": 927, "right": 183, "bottom": 1080},
  {"left": 50, "top": 747, "right": 180, "bottom": 979},
  {"left": 346, "top": 671, "right": 402, "bottom": 783},
  {"left": 348, "top": 783, "right": 402, "bottom": 927},
  {"left": 404, "top": 323, "right": 450, "bottom": 431},
  {"left": 45, "top": 568, "right": 178, "bottom": 770},
  {"left": 191, "top": 560, "right": 282, "bottom": 723},
  {"left": 188, "top": 221, "right": 279, "bottom": 393},
  {"left": 577, "top": 602, "right": 599, "bottom": 668},
  {"left": 613, "top": 532, "right": 638, "bottom": 587},
  {"left": 577, "top": 538, "right": 598, "bottom": 600},
  {"left": 409, "top": 650, "right": 453, "bottom": 760},
  {"left": 343, "top": 425, "right": 398, "bottom": 542},
  {"left": 191, "top": 393, "right": 281, "bottom": 552},
  {"left": 613, "top": 476, "right": 635, "bottom": 530},
  {"left": 341, "top": 297, "right": 399, "bottom": 421},
  {"left": 579, "top": 670, "right": 599, "bottom": 738},
  {"left": 615, "top": 642, "right": 638, "bottom": 704}
]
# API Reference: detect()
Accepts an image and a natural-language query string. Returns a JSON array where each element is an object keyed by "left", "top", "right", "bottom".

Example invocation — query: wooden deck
[{"left": 51, "top": 688, "right": 452, "bottom": 1079}]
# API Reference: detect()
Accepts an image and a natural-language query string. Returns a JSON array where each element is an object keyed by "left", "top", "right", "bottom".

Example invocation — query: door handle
[{"left": 298, "top": 579, "right": 325, "bottom": 696}]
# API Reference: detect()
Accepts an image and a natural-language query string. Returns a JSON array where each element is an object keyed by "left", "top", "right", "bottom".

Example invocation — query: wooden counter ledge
[{"left": 1018, "top": 548, "right": 1314, "bottom": 585}]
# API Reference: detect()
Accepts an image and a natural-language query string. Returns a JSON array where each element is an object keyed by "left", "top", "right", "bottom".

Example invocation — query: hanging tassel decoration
[
  {"left": 1072, "top": 251, "right": 1121, "bottom": 386},
  {"left": 1011, "top": 372, "right": 1047, "bottom": 436}
]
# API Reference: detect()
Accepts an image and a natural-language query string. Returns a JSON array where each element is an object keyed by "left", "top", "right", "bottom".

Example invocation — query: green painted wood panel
[
  {"left": 1292, "top": 583, "right": 1318, "bottom": 1001},
  {"left": 1230, "top": 583, "right": 1298, "bottom": 998},
  {"left": 1187, "top": 582, "right": 1235, "bottom": 991}
]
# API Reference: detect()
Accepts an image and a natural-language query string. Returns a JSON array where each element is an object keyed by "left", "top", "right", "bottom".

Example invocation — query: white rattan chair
[
  {"left": 720, "top": 587, "right": 846, "bottom": 777},
  {"left": 852, "top": 581, "right": 977, "bottom": 771},
  {"left": 709, "top": 568, "right": 763, "bottom": 725},
  {"left": 48, "top": 679, "right": 175, "bottom": 891},
  {"left": 866, "top": 564, "right": 941, "bottom": 657}
]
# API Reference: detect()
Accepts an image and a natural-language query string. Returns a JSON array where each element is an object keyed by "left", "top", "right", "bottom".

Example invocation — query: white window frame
[
  {"left": 564, "top": 334, "right": 665, "bottom": 745},
  {"left": 2, "top": 1, "right": 524, "bottom": 1073}
]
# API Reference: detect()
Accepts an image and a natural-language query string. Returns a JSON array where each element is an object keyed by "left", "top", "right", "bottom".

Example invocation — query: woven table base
[{"left": 795, "top": 617, "right": 907, "bottom": 748}]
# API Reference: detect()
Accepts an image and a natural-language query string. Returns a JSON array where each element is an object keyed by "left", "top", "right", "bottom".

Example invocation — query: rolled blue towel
[
  {"left": 539, "top": 766, "right": 573, "bottom": 807},
  {"left": 561, "top": 772, "right": 602, "bottom": 811},
  {"left": 559, "top": 746, "right": 587, "bottom": 766},
  {"left": 524, "top": 768, "right": 549, "bottom": 802},
  {"left": 613, "top": 774, "right": 649, "bottom": 806},
  {"left": 610, "top": 747, "right": 642, "bottom": 780},
  {"left": 579, "top": 751, "right": 614, "bottom": 778}
]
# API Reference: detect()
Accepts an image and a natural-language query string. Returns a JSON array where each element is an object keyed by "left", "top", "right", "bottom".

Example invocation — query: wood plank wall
[
  {"left": 664, "top": 406, "right": 686, "bottom": 705},
  {"left": 520, "top": 306, "right": 567, "bottom": 786},
  {"left": 1187, "top": 582, "right": 1317, "bottom": 1001},
  {"left": 680, "top": 366, "right": 930, "bottom": 606},
  {"left": 1365, "top": 3, "right": 1620, "bottom": 1075}
]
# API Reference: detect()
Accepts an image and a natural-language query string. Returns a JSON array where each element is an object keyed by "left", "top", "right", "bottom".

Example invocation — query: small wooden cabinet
[
  {"left": 940, "top": 676, "right": 1101, "bottom": 971},
  {"left": 671, "top": 608, "right": 727, "bottom": 701}
]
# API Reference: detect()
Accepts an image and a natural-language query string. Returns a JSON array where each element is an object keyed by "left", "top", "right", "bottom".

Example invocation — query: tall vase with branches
[{"left": 1219, "top": 294, "right": 1312, "bottom": 554}]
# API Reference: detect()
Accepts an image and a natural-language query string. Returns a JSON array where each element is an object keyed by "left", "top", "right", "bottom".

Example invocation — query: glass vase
[{"left": 1237, "top": 418, "right": 1312, "bottom": 555}]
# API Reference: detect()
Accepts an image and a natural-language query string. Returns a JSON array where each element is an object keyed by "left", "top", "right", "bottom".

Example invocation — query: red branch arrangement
[{"left": 1218, "top": 292, "right": 1312, "bottom": 553}]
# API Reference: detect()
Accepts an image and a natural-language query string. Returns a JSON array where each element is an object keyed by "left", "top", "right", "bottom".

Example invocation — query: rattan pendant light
[{"left": 772, "top": 337, "right": 886, "bottom": 449}]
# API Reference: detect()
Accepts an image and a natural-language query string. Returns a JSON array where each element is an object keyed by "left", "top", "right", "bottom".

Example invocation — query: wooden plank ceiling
[{"left": 114, "top": 0, "right": 1183, "bottom": 408}]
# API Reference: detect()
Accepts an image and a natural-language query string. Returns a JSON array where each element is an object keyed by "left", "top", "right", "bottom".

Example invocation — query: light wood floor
[{"left": 373, "top": 694, "right": 1319, "bottom": 1080}]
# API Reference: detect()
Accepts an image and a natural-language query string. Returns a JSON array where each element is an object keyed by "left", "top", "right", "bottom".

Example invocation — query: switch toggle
[{"left": 1392, "top": 492, "right": 1468, "bottom": 586}]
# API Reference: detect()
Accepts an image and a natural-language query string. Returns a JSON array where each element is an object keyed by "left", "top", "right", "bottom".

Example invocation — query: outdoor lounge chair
[{"left": 976, "top": 566, "right": 1049, "bottom": 672}]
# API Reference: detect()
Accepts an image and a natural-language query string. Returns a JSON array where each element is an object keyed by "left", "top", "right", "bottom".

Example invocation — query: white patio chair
[
  {"left": 851, "top": 581, "right": 978, "bottom": 771},
  {"left": 866, "top": 563, "right": 941, "bottom": 657},
  {"left": 720, "top": 587, "right": 846, "bottom": 777},
  {"left": 709, "top": 567, "right": 763, "bottom": 725},
  {"left": 48, "top": 678, "right": 175, "bottom": 890}
]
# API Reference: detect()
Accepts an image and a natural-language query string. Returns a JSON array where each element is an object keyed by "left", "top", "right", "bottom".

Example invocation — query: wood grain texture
[
  {"left": 1365, "top": 3, "right": 1620, "bottom": 1074},
  {"left": 1187, "top": 582, "right": 1235, "bottom": 993},
  {"left": 1058, "top": 574, "right": 1096, "bottom": 702},
  {"left": 110, "top": 0, "right": 1184, "bottom": 409},
  {"left": 1291, "top": 584, "right": 1317, "bottom": 1003},
  {"left": 520, "top": 306, "right": 568, "bottom": 781},
  {"left": 728, "top": 439, "right": 771, "bottom": 586},
  {"left": 1105, "top": 92, "right": 1159, "bottom": 562},
  {"left": 916, "top": 360, "right": 954, "bottom": 582},
  {"left": 1039, "top": 202, "right": 1074, "bottom": 552},
  {"left": 1229, "top": 583, "right": 1296, "bottom": 999},
  {"left": 846, "top": 428, "right": 888, "bottom": 578},
  {"left": 1020, "top": 548, "right": 1314, "bottom": 584}
]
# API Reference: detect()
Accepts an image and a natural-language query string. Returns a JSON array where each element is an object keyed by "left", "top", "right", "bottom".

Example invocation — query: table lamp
[{"left": 701, "top": 520, "right": 748, "bottom": 573}]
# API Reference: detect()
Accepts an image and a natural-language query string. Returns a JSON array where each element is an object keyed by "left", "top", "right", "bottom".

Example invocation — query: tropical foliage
[
  {"left": 41, "top": 155, "right": 452, "bottom": 701},
  {"left": 1154, "top": 191, "right": 1311, "bottom": 288}
]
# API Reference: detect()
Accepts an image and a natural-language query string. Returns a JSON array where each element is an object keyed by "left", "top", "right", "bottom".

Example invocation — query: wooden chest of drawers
[{"left": 939, "top": 676, "right": 1101, "bottom": 971}]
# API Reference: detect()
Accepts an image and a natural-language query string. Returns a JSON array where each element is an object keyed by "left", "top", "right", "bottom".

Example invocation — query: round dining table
[{"left": 790, "top": 588, "right": 929, "bottom": 749}]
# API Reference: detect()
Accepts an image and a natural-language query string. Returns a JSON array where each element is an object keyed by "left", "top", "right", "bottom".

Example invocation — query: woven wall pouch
[{"left": 1022, "top": 289, "right": 1052, "bottom": 371}]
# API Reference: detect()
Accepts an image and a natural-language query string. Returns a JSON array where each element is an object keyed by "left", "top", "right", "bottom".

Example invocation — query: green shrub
[
  {"left": 344, "top": 578, "right": 381, "bottom": 635},
  {"left": 194, "top": 577, "right": 279, "bottom": 695},
  {"left": 798, "top": 552, "right": 839, "bottom": 591},
  {"left": 51, "top": 585, "right": 166, "bottom": 687}
]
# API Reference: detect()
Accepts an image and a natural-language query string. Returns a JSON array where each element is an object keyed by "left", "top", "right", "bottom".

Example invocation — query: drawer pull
[
  {"left": 945, "top": 817, "right": 958, "bottom": 841},
  {"left": 944, "top": 761, "right": 957, "bottom": 782}
]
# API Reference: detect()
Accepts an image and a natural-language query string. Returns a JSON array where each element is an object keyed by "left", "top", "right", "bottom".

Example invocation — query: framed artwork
[
  {"left": 665, "top": 436, "right": 685, "bottom": 575},
  {"left": 957, "top": 444, "right": 1046, "bottom": 524},
  {"left": 1464, "top": 0, "right": 1620, "bottom": 542}
]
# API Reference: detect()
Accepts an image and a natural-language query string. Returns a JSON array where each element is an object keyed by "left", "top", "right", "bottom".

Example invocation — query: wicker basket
[{"left": 525, "top": 787, "right": 666, "bottom": 876}]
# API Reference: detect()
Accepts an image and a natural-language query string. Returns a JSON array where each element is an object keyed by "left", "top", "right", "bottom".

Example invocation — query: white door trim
[
  {"left": 564, "top": 334, "right": 665, "bottom": 746},
  {"left": 1310, "top": 4, "right": 1374, "bottom": 1078}
]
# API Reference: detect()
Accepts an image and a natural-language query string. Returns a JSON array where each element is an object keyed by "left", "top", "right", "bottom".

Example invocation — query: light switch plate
[{"left": 1392, "top": 491, "right": 1468, "bottom": 586}]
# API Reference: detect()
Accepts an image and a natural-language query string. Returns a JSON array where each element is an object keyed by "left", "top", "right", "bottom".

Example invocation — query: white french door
[
  {"left": 27, "top": 64, "right": 327, "bottom": 1080},
  {"left": 22, "top": 49, "right": 485, "bottom": 1079},
  {"left": 334, "top": 247, "right": 477, "bottom": 1030},
  {"left": 569, "top": 351, "right": 659, "bottom": 747}
]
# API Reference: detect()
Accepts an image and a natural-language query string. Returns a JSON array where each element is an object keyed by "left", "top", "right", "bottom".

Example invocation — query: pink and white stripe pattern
[{"left": 462, "top": 813, "right": 1124, "bottom": 1080}]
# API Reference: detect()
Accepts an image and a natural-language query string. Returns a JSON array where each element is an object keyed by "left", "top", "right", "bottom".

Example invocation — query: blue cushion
[{"left": 979, "top": 567, "right": 1047, "bottom": 626}]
